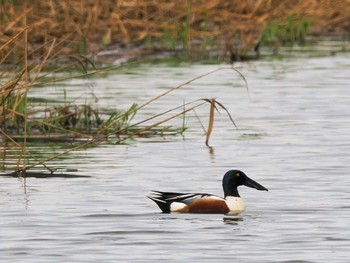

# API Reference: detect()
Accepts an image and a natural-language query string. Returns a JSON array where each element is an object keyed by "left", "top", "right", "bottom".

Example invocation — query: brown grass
[{"left": 1, "top": 0, "right": 349, "bottom": 63}]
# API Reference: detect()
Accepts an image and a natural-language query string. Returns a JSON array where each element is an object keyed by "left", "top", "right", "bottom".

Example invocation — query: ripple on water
[{"left": 1, "top": 54, "right": 350, "bottom": 262}]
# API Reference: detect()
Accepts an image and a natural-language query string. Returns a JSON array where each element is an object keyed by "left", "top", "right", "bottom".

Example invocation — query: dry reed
[
  {"left": 1, "top": 0, "right": 349, "bottom": 63},
  {"left": 0, "top": 35, "right": 245, "bottom": 173},
  {"left": 1, "top": 0, "right": 349, "bottom": 174}
]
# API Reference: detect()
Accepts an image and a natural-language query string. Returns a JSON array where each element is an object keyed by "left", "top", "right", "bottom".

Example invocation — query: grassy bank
[{"left": 1, "top": 0, "right": 349, "bottom": 64}]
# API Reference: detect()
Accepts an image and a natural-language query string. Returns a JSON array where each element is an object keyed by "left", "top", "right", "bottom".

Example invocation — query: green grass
[{"left": 261, "top": 15, "right": 313, "bottom": 46}]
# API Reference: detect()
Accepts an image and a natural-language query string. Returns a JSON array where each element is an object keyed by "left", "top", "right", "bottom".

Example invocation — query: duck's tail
[{"left": 147, "top": 192, "right": 171, "bottom": 213}]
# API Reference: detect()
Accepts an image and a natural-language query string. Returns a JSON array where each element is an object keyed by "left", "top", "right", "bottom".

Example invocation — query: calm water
[{"left": 1, "top": 53, "right": 350, "bottom": 262}]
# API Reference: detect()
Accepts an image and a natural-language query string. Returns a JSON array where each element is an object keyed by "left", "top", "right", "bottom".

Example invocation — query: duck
[{"left": 148, "top": 170, "right": 268, "bottom": 214}]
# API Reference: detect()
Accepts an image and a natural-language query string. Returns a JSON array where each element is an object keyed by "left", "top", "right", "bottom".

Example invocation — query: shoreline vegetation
[
  {"left": 1, "top": 1, "right": 349, "bottom": 64},
  {"left": 1, "top": 1, "right": 349, "bottom": 175}
]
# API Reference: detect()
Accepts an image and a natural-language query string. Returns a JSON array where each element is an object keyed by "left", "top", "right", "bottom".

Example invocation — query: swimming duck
[{"left": 148, "top": 170, "right": 268, "bottom": 214}]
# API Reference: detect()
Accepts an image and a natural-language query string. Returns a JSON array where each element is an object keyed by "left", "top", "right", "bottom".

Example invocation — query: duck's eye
[{"left": 236, "top": 173, "right": 240, "bottom": 177}]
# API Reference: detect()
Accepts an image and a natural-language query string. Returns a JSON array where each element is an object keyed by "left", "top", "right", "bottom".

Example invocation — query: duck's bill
[{"left": 244, "top": 176, "right": 268, "bottom": 191}]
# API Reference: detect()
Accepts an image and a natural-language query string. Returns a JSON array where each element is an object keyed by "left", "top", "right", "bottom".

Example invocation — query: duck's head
[{"left": 222, "top": 170, "right": 268, "bottom": 197}]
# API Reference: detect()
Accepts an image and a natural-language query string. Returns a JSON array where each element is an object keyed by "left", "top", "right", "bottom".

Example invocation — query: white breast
[
  {"left": 225, "top": 196, "right": 245, "bottom": 214},
  {"left": 170, "top": 202, "right": 187, "bottom": 212}
]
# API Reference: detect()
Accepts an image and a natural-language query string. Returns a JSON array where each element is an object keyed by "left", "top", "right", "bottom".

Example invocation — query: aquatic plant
[{"left": 0, "top": 25, "right": 247, "bottom": 175}]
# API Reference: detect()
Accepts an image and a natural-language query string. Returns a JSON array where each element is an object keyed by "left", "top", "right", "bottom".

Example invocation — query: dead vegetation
[
  {"left": 0, "top": 31, "right": 243, "bottom": 173},
  {"left": 0, "top": 0, "right": 349, "bottom": 175},
  {"left": 1, "top": 0, "right": 349, "bottom": 63}
]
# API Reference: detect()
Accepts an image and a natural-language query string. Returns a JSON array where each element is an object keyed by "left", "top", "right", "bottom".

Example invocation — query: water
[{"left": 1, "top": 53, "right": 350, "bottom": 262}]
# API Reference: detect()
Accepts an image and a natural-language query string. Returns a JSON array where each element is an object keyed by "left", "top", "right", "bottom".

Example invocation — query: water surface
[{"left": 1, "top": 54, "right": 350, "bottom": 262}]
